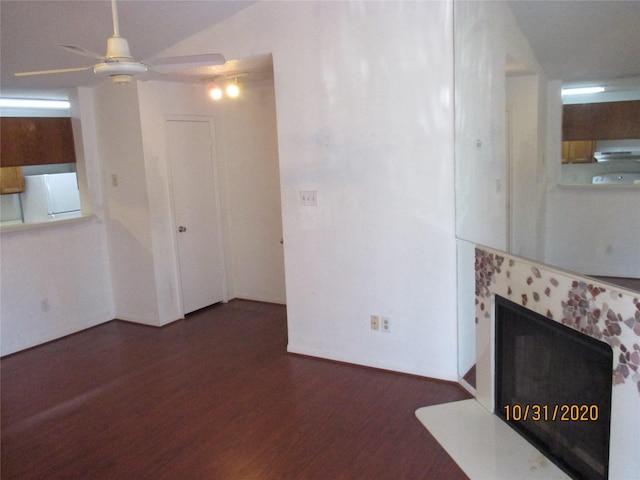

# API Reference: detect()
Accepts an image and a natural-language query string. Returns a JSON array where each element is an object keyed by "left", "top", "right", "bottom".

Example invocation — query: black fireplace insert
[{"left": 494, "top": 295, "right": 613, "bottom": 480}]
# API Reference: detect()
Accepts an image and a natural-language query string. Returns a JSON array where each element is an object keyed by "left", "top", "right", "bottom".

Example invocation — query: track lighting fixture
[{"left": 207, "top": 77, "right": 240, "bottom": 101}]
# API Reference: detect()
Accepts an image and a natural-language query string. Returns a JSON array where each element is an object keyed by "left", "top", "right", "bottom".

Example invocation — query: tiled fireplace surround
[{"left": 474, "top": 247, "right": 639, "bottom": 479}]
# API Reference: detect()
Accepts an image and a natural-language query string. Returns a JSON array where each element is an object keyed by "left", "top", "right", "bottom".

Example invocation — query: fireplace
[
  {"left": 474, "top": 247, "right": 640, "bottom": 478},
  {"left": 495, "top": 295, "right": 613, "bottom": 479}
]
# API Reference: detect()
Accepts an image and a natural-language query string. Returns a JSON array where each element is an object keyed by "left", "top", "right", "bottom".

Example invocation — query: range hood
[{"left": 594, "top": 150, "right": 640, "bottom": 162}]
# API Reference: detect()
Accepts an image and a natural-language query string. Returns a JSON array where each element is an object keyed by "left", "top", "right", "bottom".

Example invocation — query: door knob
[{"left": 178, "top": 226, "right": 187, "bottom": 233}]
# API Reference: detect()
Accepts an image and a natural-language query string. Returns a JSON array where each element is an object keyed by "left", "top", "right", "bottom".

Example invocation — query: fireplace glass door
[{"left": 494, "top": 295, "right": 613, "bottom": 480}]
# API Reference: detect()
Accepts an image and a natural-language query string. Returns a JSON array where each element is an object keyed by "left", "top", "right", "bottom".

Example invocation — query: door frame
[
  {"left": 505, "top": 105, "right": 514, "bottom": 253},
  {"left": 164, "top": 114, "right": 229, "bottom": 316}
]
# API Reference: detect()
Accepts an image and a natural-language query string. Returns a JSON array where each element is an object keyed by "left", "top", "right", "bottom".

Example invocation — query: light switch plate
[{"left": 300, "top": 190, "right": 317, "bottom": 206}]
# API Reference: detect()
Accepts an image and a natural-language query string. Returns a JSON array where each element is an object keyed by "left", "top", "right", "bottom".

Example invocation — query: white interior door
[{"left": 166, "top": 119, "right": 224, "bottom": 314}]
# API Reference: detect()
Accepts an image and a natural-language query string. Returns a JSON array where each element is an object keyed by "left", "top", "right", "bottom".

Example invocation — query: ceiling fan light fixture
[
  {"left": 93, "top": 61, "right": 147, "bottom": 77},
  {"left": 110, "top": 74, "right": 134, "bottom": 84}
]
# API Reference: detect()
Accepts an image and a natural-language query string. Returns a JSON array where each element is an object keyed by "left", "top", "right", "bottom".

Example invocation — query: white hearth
[{"left": 416, "top": 399, "right": 570, "bottom": 479}]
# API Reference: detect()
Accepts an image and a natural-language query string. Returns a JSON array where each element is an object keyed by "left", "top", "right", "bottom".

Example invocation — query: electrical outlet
[
  {"left": 381, "top": 316, "right": 390, "bottom": 333},
  {"left": 370, "top": 315, "right": 380, "bottom": 331}
]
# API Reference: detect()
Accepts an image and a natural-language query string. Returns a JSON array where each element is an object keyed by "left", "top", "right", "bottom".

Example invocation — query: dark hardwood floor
[{"left": 1, "top": 300, "right": 471, "bottom": 480}]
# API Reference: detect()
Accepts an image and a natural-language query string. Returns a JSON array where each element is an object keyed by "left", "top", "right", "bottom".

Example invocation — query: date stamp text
[{"left": 503, "top": 404, "right": 599, "bottom": 422}]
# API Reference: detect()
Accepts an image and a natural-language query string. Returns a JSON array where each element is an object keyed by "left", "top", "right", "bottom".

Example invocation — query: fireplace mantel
[{"left": 474, "top": 247, "right": 639, "bottom": 479}]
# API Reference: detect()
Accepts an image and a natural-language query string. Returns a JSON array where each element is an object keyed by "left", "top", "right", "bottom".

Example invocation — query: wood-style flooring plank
[{"left": 1, "top": 300, "right": 471, "bottom": 480}]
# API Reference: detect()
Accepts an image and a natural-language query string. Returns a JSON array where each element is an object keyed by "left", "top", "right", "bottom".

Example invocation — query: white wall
[
  {"left": 162, "top": 1, "right": 458, "bottom": 379},
  {"left": 94, "top": 81, "right": 162, "bottom": 325},
  {"left": 504, "top": 2, "right": 550, "bottom": 264},
  {"left": 136, "top": 78, "right": 287, "bottom": 314},
  {"left": 2, "top": 1, "right": 460, "bottom": 379},
  {"left": 456, "top": 238, "right": 477, "bottom": 380},
  {"left": 214, "top": 75, "right": 286, "bottom": 304},
  {"left": 0, "top": 220, "right": 114, "bottom": 356},
  {"left": 454, "top": 0, "right": 547, "bottom": 383},
  {"left": 506, "top": 74, "right": 547, "bottom": 261},
  {"left": 93, "top": 77, "right": 287, "bottom": 325},
  {"left": 136, "top": 81, "right": 213, "bottom": 324},
  {"left": 544, "top": 82, "right": 640, "bottom": 278},
  {"left": 545, "top": 186, "right": 640, "bottom": 277},
  {"left": 454, "top": 0, "right": 508, "bottom": 250},
  {"left": 1, "top": 71, "right": 288, "bottom": 353},
  {"left": 455, "top": 1, "right": 546, "bottom": 253},
  {"left": 0, "top": 88, "right": 114, "bottom": 356}
]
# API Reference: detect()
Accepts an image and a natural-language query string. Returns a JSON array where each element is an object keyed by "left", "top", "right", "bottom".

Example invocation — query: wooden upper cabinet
[
  {"left": 562, "top": 100, "right": 640, "bottom": 141},
  {"left": 0, "top": 167, "right": 25, "bottom": 194},
  {"left": 0, "top": 117, "right": 77, "bottom": 167},
  {"left": 562, "top": 140, "right": 595, "bottom": 164}
]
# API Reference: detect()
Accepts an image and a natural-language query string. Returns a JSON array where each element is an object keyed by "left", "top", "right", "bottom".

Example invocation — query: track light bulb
[
  {"left": 208, "top": 84, "right": 222, "bottom": 100},
  {"left": 226, "top": 83, "right": 239, "bottom": 98}
]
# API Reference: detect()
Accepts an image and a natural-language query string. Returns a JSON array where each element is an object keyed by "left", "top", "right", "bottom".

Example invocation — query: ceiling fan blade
[
  {"left": 57, "top": 44, "right": 106, "bottom": 61},
  {"left": 144, "top": 53, "right": 226, "bottom": 68},
  {"left": 137, "top": 70, "right": 207, "bottom": 83},
  {"left": 14, "top": 65, "right": 94, "bottom": 77}
]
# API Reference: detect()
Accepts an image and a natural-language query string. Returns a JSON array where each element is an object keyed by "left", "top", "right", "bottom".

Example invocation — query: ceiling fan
[{"left": 14, "top": 0, "right": 225, "bottom": 84}]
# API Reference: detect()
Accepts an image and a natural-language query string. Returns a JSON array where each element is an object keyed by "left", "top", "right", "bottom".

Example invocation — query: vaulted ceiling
[
  {"left": 507, "top": 0, "right": 640, "bottom": 90},
  {"left": 2, "top": 1, "right": 639, "bottom": 100}
]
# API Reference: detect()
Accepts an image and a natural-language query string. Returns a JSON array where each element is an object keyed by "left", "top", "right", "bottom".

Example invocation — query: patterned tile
[{"left": 475, "top": 247, "right": 640, "bottom": 394}]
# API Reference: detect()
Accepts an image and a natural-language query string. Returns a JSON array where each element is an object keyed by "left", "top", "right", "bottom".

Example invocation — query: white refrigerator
[{"left": 20, "top": 173, "right": 81, "bottom": 223}]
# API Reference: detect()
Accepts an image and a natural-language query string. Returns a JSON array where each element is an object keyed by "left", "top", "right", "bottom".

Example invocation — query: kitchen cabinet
[
  {"left": 0, "top": 167, "right": 25, "bottom": 194},
  {"left": 562, "top": 100, "right": 640, "bottom": 141},
  {"left": 0, "top": 117, "right": 76, "bottom": 167},
  {"left": 561, "top": 140, "right": 595, "bottom": 164}
]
